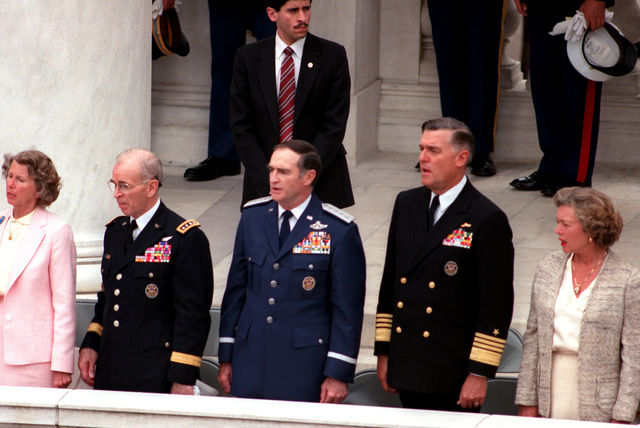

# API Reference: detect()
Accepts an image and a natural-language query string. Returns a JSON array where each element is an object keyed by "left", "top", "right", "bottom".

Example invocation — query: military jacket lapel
[
  {"left": 406, "top": 182, "right": 474, "bottom": 273},
  {"left": 114, "top": 205, "right": 167, "bottom": 272},
  {"left": 261, "top": 204, "right": 280, "bottom": 257}
]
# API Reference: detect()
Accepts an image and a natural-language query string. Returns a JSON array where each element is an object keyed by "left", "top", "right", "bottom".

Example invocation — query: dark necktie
[
  {"left": 279, "top": 211, "right": 293, "bottom": 249},
  {"left": 125, "top": 219, "right": 138, "bottom": 251},
  {"left": 428, "top": 195, "right": 439, "bottom": 231},
  {"left": 278, "top": 47, "right": 295, "bottom": 143}
]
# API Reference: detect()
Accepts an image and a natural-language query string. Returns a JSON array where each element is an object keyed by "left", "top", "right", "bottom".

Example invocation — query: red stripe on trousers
[{"left": 577, "top": 80, "right": 596, "bottom": 183}]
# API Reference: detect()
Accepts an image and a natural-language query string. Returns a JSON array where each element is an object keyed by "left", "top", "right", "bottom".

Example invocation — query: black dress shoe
[
  {"left": 541, "top": 178, "right": 590, "bottom": 197},
  {"left": 184, "top": 156, "right": 241, "bottom": 181},
  {"left": 509, "top": 171, "right": 550, "bottom": 191},
  {"left": 470, "top": 154, "right": 496, "bottom": 177}
]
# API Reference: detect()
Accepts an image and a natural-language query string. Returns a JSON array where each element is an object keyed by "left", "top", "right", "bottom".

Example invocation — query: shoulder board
[
  {"left": 105, "top": 216, "right": 124, "bottom": 227},
  {"left": 321, "top": 203, "right": 354, "bottom": 223},
  {"left": 243, "top": 196, "right": 273, "bottom": 209},
  {"left": 177, "top": 220, "right": 201, "bottom": 234}
]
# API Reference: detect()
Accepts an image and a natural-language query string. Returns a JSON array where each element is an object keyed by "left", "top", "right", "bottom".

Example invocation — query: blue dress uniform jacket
[
  {"left": 375, "top": 181, "right": 514, "bottom": 394},
  {"left": 219, "top": 194, "right": 366, "bottom": 402},
  {"left": 81, "top": 202, "right": 214, "bottom": 393}
]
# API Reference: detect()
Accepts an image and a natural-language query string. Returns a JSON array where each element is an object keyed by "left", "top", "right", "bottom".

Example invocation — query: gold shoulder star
[{"left": 493, "top": 329, "right": 500, "bottom": 336}]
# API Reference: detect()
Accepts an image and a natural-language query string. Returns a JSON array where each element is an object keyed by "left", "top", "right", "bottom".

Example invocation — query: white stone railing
[{"left": 0, "top": 386, "right": 612, "bottom": 427}]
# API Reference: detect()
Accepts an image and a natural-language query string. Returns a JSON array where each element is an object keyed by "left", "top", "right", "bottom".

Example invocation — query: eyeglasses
[{"left": 108, "top": 179, "right": 151, "bottom": 194}]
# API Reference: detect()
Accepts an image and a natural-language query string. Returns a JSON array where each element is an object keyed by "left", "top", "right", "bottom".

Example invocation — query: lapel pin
[
  {"left": 308, "top": 62, "right": 313, "bottom": 68},
  {"left": 122, "top": 221, "right": 127, "bottom": 227},
  {"left": 461, "top": 222, "right": 471, "bottom": 228},
  {"left": 155, "top": 223, "right": 160, "bottom": 229},
  {"left": 307, "top": 215, "right": 313, "bottom": 220}
]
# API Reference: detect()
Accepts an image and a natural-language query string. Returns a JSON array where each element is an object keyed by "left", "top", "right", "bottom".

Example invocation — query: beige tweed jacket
[{"left": 515, "top": 250, "right": 640, "bottom": 422}]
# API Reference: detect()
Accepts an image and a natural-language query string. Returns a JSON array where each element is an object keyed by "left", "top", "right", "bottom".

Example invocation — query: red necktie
[{"left": 278, "top": 47, "right": 295, "bottom": 143}]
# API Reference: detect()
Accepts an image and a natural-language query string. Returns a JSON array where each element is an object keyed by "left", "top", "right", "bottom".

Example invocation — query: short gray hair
[
  {"left": 421, "top": 117, "right": 475, "bottom": 165},
  {"left": 116, "top": 149, "right": 164, "bottom": 186}
]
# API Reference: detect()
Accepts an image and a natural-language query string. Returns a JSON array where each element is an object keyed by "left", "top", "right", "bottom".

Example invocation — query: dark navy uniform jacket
[
  {"left": 375, "top": 181, "right": 514, "bottom": 394},
  {"left": 81, "top": 202, "right": 214, "bottom": 393},
  {"left": 219, "top": 194, "right": 366, "bottom": 402}
]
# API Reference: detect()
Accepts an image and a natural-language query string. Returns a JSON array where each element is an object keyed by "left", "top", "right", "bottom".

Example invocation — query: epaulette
[
  {"left": 105, "top": 216, "right": 123, "bottom": 227},
  {"left": 321, "top": 203, "right": 354, "bottom": 223},
  {"left": 243, "top": 196, "right": 273, "bottom": 209},
  {"left": 177, "top": 219, "right": 201, "bottom": 234}
]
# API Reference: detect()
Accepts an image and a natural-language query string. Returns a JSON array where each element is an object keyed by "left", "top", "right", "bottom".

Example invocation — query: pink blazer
[{"left": 0, "top": 207, "right": 77, "bottom": 374}]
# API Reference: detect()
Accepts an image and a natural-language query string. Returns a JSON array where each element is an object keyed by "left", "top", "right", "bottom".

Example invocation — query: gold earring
[{"left": 589, "top": 237, "right": 593, "bottom": 243}]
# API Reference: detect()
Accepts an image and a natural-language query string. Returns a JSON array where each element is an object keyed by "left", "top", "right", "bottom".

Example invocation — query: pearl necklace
[{"left": 571, "top": 251, "right": 607, "bottom": 295}]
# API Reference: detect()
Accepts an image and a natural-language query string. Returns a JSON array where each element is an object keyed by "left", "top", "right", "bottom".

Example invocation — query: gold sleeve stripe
[
  {"left": 469, "top": 347, "right": 502, "bottom": 367},
  {"left": 376, "top": 313, "right": 393, "bottom": 342},
  {"left": 170, "top": 352, "right": 202, "bottom": 367},
  {"left": 474, "top": 337, "right": 506, "bottom": 351},
  {"left": 87, "top": 322, "right": 103, "bottom": 337},
  {"left": 375, "top": 329, "right": 392, "bottom": 342},
  {"left": 475, "top": 332, "right": 507, "bottom": 345},
  {"left": 474, "top": 342, "right": 505, "bottom": 354}
]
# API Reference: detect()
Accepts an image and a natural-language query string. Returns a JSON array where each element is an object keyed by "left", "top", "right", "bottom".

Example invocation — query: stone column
[
  {"left": 0, "top": 1, "right": 151, "bottom": 293},
  {"left": 313, "top": 0, "right": 382, "bottom": 163}
]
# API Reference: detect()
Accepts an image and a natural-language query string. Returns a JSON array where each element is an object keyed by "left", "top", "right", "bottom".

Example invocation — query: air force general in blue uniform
[{"left": 218, "top": 140, "right": 365, "bottom": 403}]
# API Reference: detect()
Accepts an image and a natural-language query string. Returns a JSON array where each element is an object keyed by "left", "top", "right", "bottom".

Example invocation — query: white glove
[
  {"left": 549, "top": 10, "right": 614, "bottom": 42},
  {"left": 566, "top": 11, "right": 587, "bottom": 43},
  {"left": 152, "top": 0, "right": 164, "bottom": 20}
]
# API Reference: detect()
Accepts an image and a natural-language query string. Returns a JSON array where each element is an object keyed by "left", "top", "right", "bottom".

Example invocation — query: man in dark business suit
[
  {"left": 375, "top": 118, "right": 514, "bottom": 412},
  {"left": 230, "top": 0, "right": 354, "bottom": 209},
  {"left": 78, "top": 149, "right": 214, "bottom": 394}
]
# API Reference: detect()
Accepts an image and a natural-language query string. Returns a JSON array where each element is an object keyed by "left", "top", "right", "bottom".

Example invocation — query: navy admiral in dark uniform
[
  {"left": 375, "top": 118, "right": 514, "bottom": 411},
  {"left": 218, "top": 140, "right": 365, "bottom": 403},
  {"left": 78, "top": 149, "right": 214, "bottom": 394}
]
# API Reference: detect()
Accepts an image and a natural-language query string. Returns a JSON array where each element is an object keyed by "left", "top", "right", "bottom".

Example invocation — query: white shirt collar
[
  {"left": 430, "top": 175, "right": 467, "bottom": 223},
  {"left": 275, "top": 33, "right": 305, "bottom": 60},
  {"left": 131, "top": 198, "right": 161, "bottom": 239},
  {"left": 278, "top": 194, "right": 312, "bottom": 228}
]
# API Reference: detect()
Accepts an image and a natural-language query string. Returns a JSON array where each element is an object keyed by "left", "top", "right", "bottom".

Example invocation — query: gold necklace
[
  {"left": 571, "top": 251, "right": 607, "bottom": 295},
  {"left": 8, "top": 220, "right": 25, "bottom": 240}
]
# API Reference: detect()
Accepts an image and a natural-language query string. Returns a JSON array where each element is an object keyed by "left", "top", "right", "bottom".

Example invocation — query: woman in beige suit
[
  {"left": 0, "top": 151, "right": 76, "bottom": 388},
  {"left": 515, "top": 187, "right": 640, "bottom": 423}
]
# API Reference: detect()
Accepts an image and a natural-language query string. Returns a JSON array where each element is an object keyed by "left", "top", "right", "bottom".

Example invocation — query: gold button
[
  {"left": 165, "top": 342, "right": 170, "bottom": 348},
  {"left": 318, "top": 338, "right": 323, "bottom": 344},
  {"left": 395, "top": 326, "right": 402, "bottom": 333},
  {"left": 114, "top": 304, "right": 119, "bottom": 312},
  {"left": 428, "top": 281, "right": 435, "bottom": 289},
  {"left": 400, "top": 277, "right": 407, "bottom": 284},
  {"left": 149, "top": 272, "right": 154, "bottom": 278},
  {"left": 114, "top": 289, "right": 120, "bottom": 296},
  {"left": 116, "top": 273, "right": 122, "bottom": 280},
  {"left": 397, "top": 301, "right": 404, "bottom": 309},
  {"left": 426, "top": 307, "right": 433, "bottom": 314},
  {"left": 113, "top": 320, "right": 120, "bottom": 328},
  {"left": 423, "top": 331, "right": 430, "bottom": 338}
]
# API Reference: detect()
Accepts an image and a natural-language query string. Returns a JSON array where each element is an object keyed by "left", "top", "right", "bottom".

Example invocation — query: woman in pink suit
[{"left": 0, "top": 150, "right": 76, "bottom": 388}]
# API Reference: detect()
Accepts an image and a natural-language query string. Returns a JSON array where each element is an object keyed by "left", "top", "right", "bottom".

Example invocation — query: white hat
[{"left": 567, "top": 22, "right": 639, "bottom": 82}]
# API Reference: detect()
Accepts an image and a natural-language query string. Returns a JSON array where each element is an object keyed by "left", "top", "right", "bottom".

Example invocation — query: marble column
[
  {"left": 313, "top": 0, "right": 382, "bottom": 163},
  {"left": 0, "top": 1, "right": 151, "bottom": 293}
]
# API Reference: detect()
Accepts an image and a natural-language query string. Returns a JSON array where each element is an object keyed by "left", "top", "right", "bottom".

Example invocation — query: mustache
[{"left": 294, "top": 23, "right": 308, "bottom": 29}]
